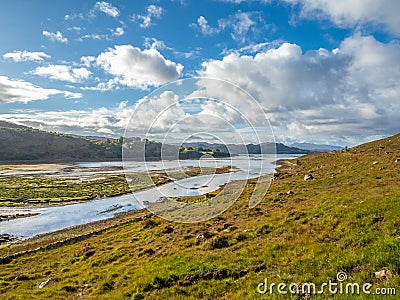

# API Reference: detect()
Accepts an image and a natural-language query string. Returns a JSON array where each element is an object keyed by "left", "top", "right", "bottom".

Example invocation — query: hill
[
  {"left": 0, "top": 121, "right": 121, "bottom": 162},
  {"left": 0, "top": 121, "right": 231, "bottom": 162},
  {"left": 1, "top": 134, "right": 399, "bottom": 298}
]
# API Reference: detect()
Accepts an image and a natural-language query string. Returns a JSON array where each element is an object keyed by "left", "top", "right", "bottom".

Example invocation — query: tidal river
[{"left": 0, "top": 154, "right": 300, "bottom": 239}]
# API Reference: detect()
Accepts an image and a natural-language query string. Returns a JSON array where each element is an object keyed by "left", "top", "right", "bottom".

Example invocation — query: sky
[{"left": 0, "top": 0, "right": 399, "bottom": 146}]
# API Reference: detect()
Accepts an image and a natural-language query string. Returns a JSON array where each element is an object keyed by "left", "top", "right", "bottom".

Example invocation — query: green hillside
[
  {"left": 0, "top": 134, "right": 399, "bottom": 299},
  {"left": 0, "top": 121, "right": 121, "bottom": 162}
]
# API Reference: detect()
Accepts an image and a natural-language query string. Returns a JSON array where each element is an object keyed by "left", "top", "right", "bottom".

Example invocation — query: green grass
[{"left": 0, "top": 135, "right": 400, "bottom": 299}]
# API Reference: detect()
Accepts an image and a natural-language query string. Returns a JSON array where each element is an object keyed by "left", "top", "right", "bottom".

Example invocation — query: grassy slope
[{"left": 1, "top": 135, "right": 400, "bottom": 299}]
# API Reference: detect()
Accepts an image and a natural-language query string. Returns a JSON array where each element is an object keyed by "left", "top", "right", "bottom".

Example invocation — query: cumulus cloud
[
  {"left": 42, "top": 30, "right": 68, "bottom": 43},
  {"left": 80, "top": 55, "right": 96, "bottom": 68},
  {"left": 0, "top": 76, "right": 82, "bottom": 103},
  {"left": 198, "top": 35, "right": 400, "bottom": 145},
  {"left": 283, "top": 0, "right": 400, "bottom": 35},
  {"left": 132, "top": 5, "right": 164, "bottom": 28},
  {"left": 92, "top": 1, "right": 119, "bottom": 18},
  {"left": 32, "top": 65, "right": 91, "bottom": 83},
  {"left": 95, "top": 45, "right": 183, "bottom": 89},
  {"left": 3, "top": 51, "right": 50, "bottom": 62},
  {"left": 125, "top": 91, "right": 187, "bottom": 135}
]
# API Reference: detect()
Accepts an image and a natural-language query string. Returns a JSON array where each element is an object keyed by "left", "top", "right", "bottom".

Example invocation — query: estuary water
[{"left": 0, "top": 154, "right": 300, "bottom": 239}]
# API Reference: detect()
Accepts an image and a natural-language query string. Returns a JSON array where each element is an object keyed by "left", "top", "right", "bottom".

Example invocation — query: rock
[
  {"left": 196, "top": 234, "right": 205, "bottom": 242},
  {"left": 304, "top": 174, "right": 314, "bottom": 181},
  {"left": 286, "top": 190, "right": 294, "bottom": 195},
  {"left": 374, "top": 269, "right": 393, "bottom": 280},
  {"left": 395, "top": 158, "right": 400, "bottom": 163},
  {"left": 37, "top": 278, "right": 51, "bottom": 288},
  {"left": 372, "top": 161, "right": 379, "bottom": 165}
]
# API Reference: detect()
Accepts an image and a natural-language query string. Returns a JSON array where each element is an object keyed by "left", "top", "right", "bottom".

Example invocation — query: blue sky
[{"left": 1, "top": 0, "right": 399, "bottom": 146}]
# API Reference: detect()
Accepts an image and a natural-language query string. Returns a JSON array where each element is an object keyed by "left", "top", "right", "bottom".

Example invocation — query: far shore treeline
[{"left": 0, "top": 121, "right": 309, "bottom": 163}]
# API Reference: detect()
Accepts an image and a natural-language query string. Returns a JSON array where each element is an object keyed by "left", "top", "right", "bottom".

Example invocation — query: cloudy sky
[{"left": 1, "top": 0, "right": 399, "bottom": 146}]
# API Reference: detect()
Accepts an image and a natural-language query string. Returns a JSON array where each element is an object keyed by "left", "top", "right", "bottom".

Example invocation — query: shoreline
[{"left": 0, "top": 208, "right": 148, "bottom": 261}]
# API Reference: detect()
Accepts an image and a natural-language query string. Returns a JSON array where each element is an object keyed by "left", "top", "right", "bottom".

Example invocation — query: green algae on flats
[{"left": 0, "top": 166, "right": 235, "bottom": 206}]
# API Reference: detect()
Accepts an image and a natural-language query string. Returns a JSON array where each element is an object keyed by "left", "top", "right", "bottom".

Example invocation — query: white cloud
[
  {"left": 191, "top": 11, "right": 263, "bottom": 43},
  {"left": 78, "top": 27, "right": 124, "bottom": 42},
  {"left": 3, "top": 51, "right": 50, "bottom": 62},
  {"left": 133, "top": 5, "right": 164, "bottom": 28},
  {"left": 144, "top": 37, "right": 168, "bottom": 50},
  {"left": 191, "top": 16, "right": 220, "bottom": 35},
  {"left": 0, "top": 101, "right": 134, "bottom": 137},
  {"left": 92, "top": 1, "right": 119, "bottom": 18},
  {"left": 217, "top": 0, "right": 272, "bottom": 3},
  {"left": 283, "top": 0, "right": 400, "bottom": 35},
  {"left": 80, "top": 55, "right": 96, "bottom": 68},
  {"left": 32, "top": 65, "right": 91, "bottom": 83},
  {"left": 0, "top": 76, "right": 82, "bottom": 103},
  {"left": 80, "top": 33, "right": 109, "bottom": 41},
  {"left": 95, "top": 45, "right": 183, "bottom": 89},
  {"left": 68, "top": 26, "right": 82, "bottom": 32},
  {"left": 80, "top": 79, "right": 116, "bottom": 92},
  {"left": 197, "top": 35, "right": 400, "bottom": 145},
  {"left": 222, "top": 40, "right": 284, "bottom": 55},
  {"left": 126, "top": 91, "right": 187, "bottom": 134},
  {"left": 219, "top": 11, "right": 258, "bottom": 43},
  {"left": 64, "top": 13, "right": 84, "bottom": 21},
  {"left": 0, "top": 89, "right": 254, "bottom": 141},
  {"left": 112, "top": 27, "right": 125, "bottom": 36},
  {"left": 42, "top": 30, "right": 68, "bottom": 43}
]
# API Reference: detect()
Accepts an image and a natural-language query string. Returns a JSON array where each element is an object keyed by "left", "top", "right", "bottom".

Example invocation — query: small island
[{"left": 178, "top": 146, "right": 230, "bottom": 159}]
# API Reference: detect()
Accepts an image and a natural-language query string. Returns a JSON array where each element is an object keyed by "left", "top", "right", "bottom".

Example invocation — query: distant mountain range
[
  {"left": 0, "top": 121, "right": 340, "bottom": 162},
  {"left": 181, "top": 142, "right": 311, "bottom": 155},
  {"left": 290, "top": 142, "right": 343, "bottom": 152}
]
